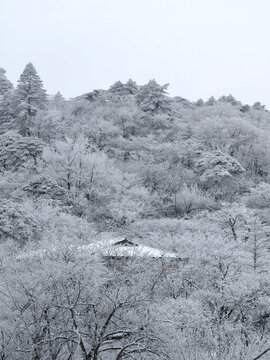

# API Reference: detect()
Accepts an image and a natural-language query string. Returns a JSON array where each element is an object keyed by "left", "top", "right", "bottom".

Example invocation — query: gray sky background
[{"left": 1, "top": 0, "right": 269, "bottom": 106}]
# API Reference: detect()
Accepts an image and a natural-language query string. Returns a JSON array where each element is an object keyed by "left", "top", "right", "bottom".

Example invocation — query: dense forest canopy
[{"left": 1, "top": 63, "right": 270, "bottom": 359}]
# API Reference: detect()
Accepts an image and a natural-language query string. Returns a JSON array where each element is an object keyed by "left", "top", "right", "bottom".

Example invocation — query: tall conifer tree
[
  {"left": 0, "top": 67, "right": 13, "bottom": 96},
  {"left": 0, "top": 68, "right": 14, "bottom": 132},
  {"left": 15, "top": 63, "right": 47, "bottom": 136}
]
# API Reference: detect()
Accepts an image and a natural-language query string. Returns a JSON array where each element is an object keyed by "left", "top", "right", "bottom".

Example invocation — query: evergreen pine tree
[
  {"left": 0, "top": 68, "right": 15, "bottom": 132},
  {"left": 253, "top": 101, "right": 265, "bottom": 110},
  {"left": 218, "top": 94, "right": 241, "bottom": 106},
  {"left": 240, "top": 104, "right": 251, "bottom": 113},
  {"left": 0, "top": 67, "right": 13, "bottom": 97},
  {"left": 194, "top": 98, "right": 204, "bottom": 107},
  {"left": 14, "top": 63, "right": 47, "bottom": 136},
  {"left": 205, "top": 96, "right": 216, "bottom": 106},
  {"left": 0, "top": 90, "right": 16, "bottom": 133},
  {"left": 51, "top": 91, "right": 66, "bottom": 109},
  {"left": 109, "top": 81, "right": 126, "bottom": 96},
  {"left": 124, "top": 79, "right": 138, "bottom": 94},
  {"left": 135, "top": 79, "right": 171, "bottom": 113}
]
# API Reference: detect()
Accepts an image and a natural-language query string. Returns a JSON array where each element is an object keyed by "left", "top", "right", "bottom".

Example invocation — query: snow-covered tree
[
  {"left": 194, "top": 98, "right": 204, "bottom": 107},
  {"left": 240, "top": 104, "right": 251, "bottom": 113},
  {"left": 14, "top": 63, "right": 47, "bottom": 135},
  {"left": 0, "top": 89, "right": 16, "bottom": 133},
  {"left": 205, "top": 96, "right": 216, "bottom": 106},
  {"left": 109, "top": 79, "right": 138, "bottom": 97},
  {"left": 247, "top": 182, "right": 270, "bottom": 209},
  {"left": 50, "top": 91, "right": 66, "bottom": 109},
  {"left": 218, "top": 94, "right": 241, "bottom": 106},
  {"left": 0, "top": 200, "right": 40, "bottom": 245},
  {"left": 0, "top": 131, "right": 44, "bottom": 171},
  {"left": 0, "top": 67, "right": 13, "bottom": 97},
  {"left": 212, "top": 203, "right": 270, "bottom": 272},
  {"left": 195, "top": 150, "right": 245, "bottom": 187},
  {"left": 41, "top": 136, "right": 124, "bottom": 221},
  {"left": 124, "top": 78, "right": 138, "bottom": 94},
  {"left": 135, "top": 79, "right": 171, "bottom": 113},
  {"left": 23, "top": 174, "right": 65, "bottom": 199},
  {"left": 253, "top": 101, "right": 265, "bottom": 110},
  {"left": 173, "top": 183, "right": 214, "bottom": 216},
  {"left": 109, "top": 80, "right": 126, "bottom": 96}
]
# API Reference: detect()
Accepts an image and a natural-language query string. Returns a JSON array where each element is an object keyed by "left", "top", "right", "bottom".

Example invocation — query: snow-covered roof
[
  {"left": 17, "top": 238, "right": 180, "bottom": 261},
  {"left": 77, "top": 238, "right": 180, "bottom": 259}
]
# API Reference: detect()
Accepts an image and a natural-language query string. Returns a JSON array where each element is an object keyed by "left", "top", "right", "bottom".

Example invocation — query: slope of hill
[{"left": 1, "top": 68, "right": 270, "bottom": 359}]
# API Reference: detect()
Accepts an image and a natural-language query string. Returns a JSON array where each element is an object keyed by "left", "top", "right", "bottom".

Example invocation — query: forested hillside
[{"left": 1, "top": 63, "right": 270, "bottom": 359}]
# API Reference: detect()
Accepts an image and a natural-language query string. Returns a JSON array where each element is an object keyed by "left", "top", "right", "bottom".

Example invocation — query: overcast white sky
[{"left": 1, "top": 0, "right": 270, "bottom": 106}]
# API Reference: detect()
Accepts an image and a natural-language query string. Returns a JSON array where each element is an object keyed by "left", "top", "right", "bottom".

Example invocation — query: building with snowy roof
[
  {"left": 76, "top": 238, "right": 187, "bottom": 272},
  {"left": 17, "top": 238, "right": 186, "bottom": 270},
  {"left": 77, "top": 238, "right": 181, "bottom": 259}
]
